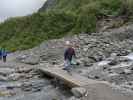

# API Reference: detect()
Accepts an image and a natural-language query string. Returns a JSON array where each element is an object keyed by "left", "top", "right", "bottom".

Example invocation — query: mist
[{"left": 0, "top": 0, "right": 46, "bottom": 22}]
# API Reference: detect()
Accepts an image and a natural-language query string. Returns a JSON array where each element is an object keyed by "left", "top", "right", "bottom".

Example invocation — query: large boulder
[
  {"left": 71, "top": 87, "right": 87, "bottom": 98},
  {"left": 19, "top": 55, "right": 40, "bottom": 65}
]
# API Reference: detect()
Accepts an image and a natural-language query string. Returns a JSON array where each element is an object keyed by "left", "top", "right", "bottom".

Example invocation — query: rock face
[{"left": 39, "top": 0, "right": 56, "bottom": 11}]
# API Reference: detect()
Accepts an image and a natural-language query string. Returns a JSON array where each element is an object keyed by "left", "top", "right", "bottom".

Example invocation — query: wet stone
[
  {"left": 21, "top": 79, "right": 50, "bottom": 92},
  {"left": 71, "top": 87, "right": 87, "bottom": 98}
]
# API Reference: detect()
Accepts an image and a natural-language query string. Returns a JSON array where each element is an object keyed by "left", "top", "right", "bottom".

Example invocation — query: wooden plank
[{"left": 38, "top": 67, "right": 109, "bottom": 87}]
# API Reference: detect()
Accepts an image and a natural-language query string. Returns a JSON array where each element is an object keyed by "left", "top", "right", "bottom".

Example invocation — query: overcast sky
[{"left": 0, "top": 0, "right": 46, "bottom": 22}]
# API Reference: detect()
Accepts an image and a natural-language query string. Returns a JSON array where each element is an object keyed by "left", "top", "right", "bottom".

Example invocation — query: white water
[
  {"left": 124, "top": 53, "right": 133, "bottom": 60},
  {"left": 0, "top": 0, "right": 47, "bottom": 22},
  {"left": 98, "top": 61, "right": 110, "bottom": 66},
  {"left": 97, "top": 53, "right": 133, "bottom": 67}
]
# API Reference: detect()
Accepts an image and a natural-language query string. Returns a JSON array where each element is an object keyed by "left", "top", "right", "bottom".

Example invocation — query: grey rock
[
  {"left": 3, "top": 82, "right": 22, "bottom": 89},
  {"left": 21, "top": 79, "right": 50, "bottom": 92},
  {"left": 0, "top": 76, "right": 8, "bottom": 81},
  {"left": 1, "top": 90, "right": 60, "bottom": 100},
  {"left": 69, "top": 96, "right": 81, "bottom": 100},
  {"left": 0, "top": 68, "right": 15, "bottom": 76},
  {"left": 123, "top": 69, "right": 132, "bottom": 74},
  {"left": 20, "top": 55, "right": 40, "bottom": 65},
  {"left": 8, "top": 73, "right": 25, "bottom": 81},
  {"left": 71, "top": 87, "right": 87, "bottom": 98},
  {"left": 39, "top": 0, "right": 56, "bottom": 11}
]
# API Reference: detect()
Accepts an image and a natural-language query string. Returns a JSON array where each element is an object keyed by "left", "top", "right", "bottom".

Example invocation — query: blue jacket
[{"left": 2, "top": 50, "right": 7, "bottom": 56}]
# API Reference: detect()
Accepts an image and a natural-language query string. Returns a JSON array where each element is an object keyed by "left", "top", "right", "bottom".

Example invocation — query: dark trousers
[
  {"left": 0, "top": 56, "right": 2, "bottom": 60},
  {"left": 3, "top": 56, "right": 6, "bottom": 62}
]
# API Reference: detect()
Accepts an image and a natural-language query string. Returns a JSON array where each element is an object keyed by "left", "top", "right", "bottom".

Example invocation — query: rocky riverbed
[
  {"left": 0, "top": 60, "right": 72, "bottom": 100},
  {"left": 1, "top": 25, "right": 133, "bottom": 100}
]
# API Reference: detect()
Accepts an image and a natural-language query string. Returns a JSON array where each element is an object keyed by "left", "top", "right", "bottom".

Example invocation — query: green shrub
[
  {"left": 0, "top": 0, "right": 133, "bottom": 51},
  {"left": 121, "top": 0, "right": 133, "bottom": 15}
]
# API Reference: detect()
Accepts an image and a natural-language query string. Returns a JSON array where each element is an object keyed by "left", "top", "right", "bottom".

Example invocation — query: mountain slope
[{"left": 0, "top": 0, "right": 133, "bottom": 51}]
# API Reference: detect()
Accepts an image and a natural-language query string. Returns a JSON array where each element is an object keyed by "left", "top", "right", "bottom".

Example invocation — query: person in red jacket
[{"left": 63, "top": 41, "right": 76, "bottom": 71}]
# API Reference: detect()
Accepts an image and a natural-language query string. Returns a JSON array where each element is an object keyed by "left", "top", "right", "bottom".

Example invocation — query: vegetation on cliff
[{"left": 0, "top": 0, "right": 133, "bottom": 51}]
